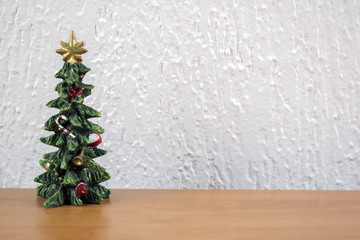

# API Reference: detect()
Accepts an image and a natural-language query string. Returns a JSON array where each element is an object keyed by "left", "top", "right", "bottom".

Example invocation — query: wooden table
[{"left": 0, "top": 189, "right": 359, "bottom": 239}]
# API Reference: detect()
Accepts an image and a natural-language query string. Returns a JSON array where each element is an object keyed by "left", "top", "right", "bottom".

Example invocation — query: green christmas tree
[{"left": 34, "top": 31, "right": 111, "bottom": 208}]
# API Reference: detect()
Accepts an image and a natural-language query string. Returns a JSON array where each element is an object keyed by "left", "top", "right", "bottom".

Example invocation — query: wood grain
[{"left": 0, "top": 189, "right": 360, "bottom": 240}]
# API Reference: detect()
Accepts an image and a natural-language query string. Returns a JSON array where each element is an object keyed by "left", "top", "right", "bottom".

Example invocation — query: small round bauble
[
  {"left": 75, "top": 182, "right": 88, "bottom": 197},
  {"left": 88, "top": 131, "right": 102, "bottom": 147}
]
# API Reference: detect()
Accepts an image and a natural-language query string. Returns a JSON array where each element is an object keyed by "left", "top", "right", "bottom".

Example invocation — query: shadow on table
[{"left": 36, "top": 197, "right": 111, "bottom": 239}]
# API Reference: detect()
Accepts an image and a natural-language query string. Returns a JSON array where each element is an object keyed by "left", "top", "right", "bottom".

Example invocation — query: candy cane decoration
[{"left": 56, "top": 115, "right": 76, "bottom": 138}]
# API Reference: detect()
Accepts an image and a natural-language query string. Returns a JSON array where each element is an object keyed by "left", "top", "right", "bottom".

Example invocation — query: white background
[{"left": 1, "top": 0, "right": 360, "bottom": 189}]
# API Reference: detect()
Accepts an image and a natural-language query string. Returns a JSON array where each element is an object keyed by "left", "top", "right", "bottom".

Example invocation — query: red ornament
[
  {"left": 68, "top": 87, "right": 82, "bottom": 102},
  {"left": 88, "top": 131, "right": 102, "bottom": 147},
  {"left": 75, "top": 182, "right": 88, "bottom": 197}
]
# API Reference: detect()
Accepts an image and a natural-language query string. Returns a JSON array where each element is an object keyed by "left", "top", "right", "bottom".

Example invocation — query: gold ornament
[
  {"left": 55, "top": 172, "right": 59, "bottom": 177},
  {"left": 45, "top": 162, "right": 50, "bottom": 171},
  {"left": 72, "top": 147, "right": 84, "bottom": 166},
  {"left": 56, "top": 30, "right": 87, "bottom": 65},
  {"left": 58, "top": 177, "right": 63, "bottom": 181}
]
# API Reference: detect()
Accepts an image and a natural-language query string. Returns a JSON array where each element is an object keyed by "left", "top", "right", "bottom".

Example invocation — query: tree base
[{"left": 36, "top": 183, "right": 111, "bottom": 208}]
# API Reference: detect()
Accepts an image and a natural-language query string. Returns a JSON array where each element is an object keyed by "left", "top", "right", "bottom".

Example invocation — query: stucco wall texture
[{"left": 1, "top": 1, "right": 360, "bottom": 189}]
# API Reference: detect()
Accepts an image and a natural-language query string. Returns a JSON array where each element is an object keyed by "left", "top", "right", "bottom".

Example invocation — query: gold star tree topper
[{"left": 56, "top": 31, "right": 87, "bottom": 65}]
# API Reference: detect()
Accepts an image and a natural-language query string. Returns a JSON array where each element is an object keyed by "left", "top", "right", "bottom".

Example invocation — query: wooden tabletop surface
[{"left": 0, "top": 189, "right": 360, "bottom": 240}]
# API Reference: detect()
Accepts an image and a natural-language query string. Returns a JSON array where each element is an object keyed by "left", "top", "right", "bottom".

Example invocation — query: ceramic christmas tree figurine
[{"left": 34, "top": 31, "right": 111, "bottom": 208}]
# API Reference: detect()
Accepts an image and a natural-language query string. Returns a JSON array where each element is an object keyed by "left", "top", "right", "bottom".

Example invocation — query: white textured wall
[{"left": 1, "top": 1, "right": 360, "bottom": 190}]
